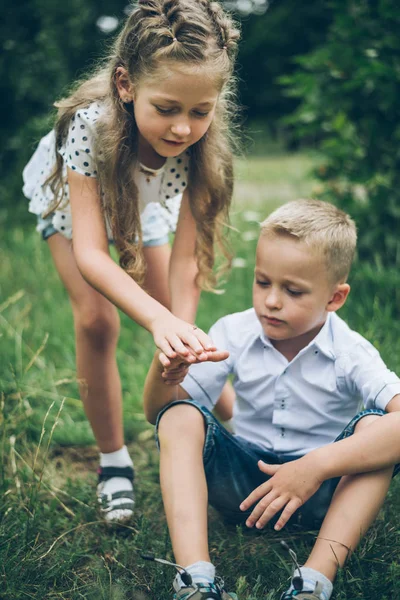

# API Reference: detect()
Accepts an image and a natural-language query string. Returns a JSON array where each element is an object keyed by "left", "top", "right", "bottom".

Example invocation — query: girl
[{"left": 22, "top": 0, "right": 240, "bottom": 524}]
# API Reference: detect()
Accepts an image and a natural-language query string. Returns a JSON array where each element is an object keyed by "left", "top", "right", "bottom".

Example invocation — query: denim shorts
[
  {"left": 156, "top": 401, "right": 399, "bottom": 530},
  {"left": 38, "top": 216, "right": 169, "bottom": 247}
]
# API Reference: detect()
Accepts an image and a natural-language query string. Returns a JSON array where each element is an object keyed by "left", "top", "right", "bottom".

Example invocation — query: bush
[{"left": 281, "top": 0, "right": 400, "bottom": 266}]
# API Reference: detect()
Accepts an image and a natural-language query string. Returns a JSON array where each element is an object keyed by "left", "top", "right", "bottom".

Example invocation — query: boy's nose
[{"left": 265, "top": 289, "right": 282, "bottom": 310}]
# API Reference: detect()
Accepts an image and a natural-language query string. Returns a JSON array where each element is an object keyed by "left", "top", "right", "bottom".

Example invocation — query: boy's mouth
[{"left": 264, "top": 316, "right": 285, "bottom": 325}]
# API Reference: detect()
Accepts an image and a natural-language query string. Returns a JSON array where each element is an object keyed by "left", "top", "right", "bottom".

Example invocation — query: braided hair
[{"left": 48, "top": 0, "right": 240, "bottom": 289}]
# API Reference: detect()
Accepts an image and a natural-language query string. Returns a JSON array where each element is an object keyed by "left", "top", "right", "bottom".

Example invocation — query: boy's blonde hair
[{"left": 260, "top": 199, "right": 357, "bottom": 282}]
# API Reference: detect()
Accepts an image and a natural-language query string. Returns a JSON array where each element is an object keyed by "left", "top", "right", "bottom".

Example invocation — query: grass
[{"left": 1, "top": 150, "right": 400, "bottom": 599}]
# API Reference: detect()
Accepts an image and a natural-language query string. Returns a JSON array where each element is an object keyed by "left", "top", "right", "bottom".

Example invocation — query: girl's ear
[
  {"left": 326, "top": 283, "right": 350, "bottom": 313},
  {"left": 115, "top": 67, "right": 134, "bottom": 103}
]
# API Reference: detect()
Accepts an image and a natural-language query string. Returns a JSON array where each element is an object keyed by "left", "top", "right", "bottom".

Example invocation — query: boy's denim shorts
[{"left": 156, "top": 400, "right": 399, "bottom": 530}]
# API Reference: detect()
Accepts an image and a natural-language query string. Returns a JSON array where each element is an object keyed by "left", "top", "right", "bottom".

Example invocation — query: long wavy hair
[{"left": 46, "top": 0, "right": 240, "bottom": 290}]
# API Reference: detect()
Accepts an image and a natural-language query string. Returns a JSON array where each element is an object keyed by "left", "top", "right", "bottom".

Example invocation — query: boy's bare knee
[
  {"left": 158, "top": 404, "right": 205, "bottom": 446},
  {"left": 354, "top": 414, "right": 381, "bottom": 432}
]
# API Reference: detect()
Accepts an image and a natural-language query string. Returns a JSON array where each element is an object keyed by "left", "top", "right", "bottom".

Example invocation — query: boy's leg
[
  {"left": 304, "top": 415, "right": 393, "bottom": 581},
  {"left": 282, "top": 414, "right": 394, "bottom": 599},
  {"left": 158, "top": 403, "right": 210, "bottom": 566}
]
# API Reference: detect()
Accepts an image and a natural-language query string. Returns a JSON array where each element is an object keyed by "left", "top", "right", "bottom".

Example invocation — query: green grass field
[{"left": 2, "top": 152, "right": 400, "bottom": 599}]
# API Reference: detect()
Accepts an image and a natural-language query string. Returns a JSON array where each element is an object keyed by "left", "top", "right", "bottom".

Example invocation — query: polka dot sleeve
[{"left": 60, "top": 103, "right": 102, "bottom": 178}]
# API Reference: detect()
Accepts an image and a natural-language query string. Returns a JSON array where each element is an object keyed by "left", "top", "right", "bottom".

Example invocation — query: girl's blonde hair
[
  {"left": 46, "top": 0, "right": 240, "bottom": 289},
  {"left": 260, "top": 199, "right": 357, "bottom": 282}
]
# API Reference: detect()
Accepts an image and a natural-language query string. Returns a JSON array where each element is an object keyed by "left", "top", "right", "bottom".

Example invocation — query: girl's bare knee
[
  {"left": 73, "top": 303, "right": 120, "bottom": 345},
  {"left": 158, "top": 404, "right": 205, "bottom": 446}
]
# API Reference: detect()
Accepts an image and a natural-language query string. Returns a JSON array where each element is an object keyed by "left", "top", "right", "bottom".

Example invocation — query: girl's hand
[
  {"left": 150, "top": 314, "right": 215, "bottom": 364},
  {"left": 239, "top": 456, "right": 323, "bottom": 531}
]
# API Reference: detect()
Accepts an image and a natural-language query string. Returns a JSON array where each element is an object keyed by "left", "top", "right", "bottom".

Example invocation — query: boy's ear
[
  {"left": 115, "top": 67, "right": 134, "bottom": 102},
  {"left": 326, "top": 283, "right": 350, "bottom": 313}
]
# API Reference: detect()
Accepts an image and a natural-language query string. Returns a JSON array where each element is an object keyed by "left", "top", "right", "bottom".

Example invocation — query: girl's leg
[
  {"left": 47, "top": 234, "right": 123, "bottom": 452},
  {"left": 158, "top": 403, "right": 210, "bottom": 566},
  {"left": 304, "top": 415, "right": 393, "bottom": 582}
]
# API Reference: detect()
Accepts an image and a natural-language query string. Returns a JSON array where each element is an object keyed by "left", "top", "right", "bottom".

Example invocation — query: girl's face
[{"left": 118, "top": 64, "right": 220, "bottom": 161}]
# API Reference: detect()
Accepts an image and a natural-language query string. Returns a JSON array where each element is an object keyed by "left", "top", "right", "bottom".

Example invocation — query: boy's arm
[
  {"left": 241, "top": 394, "right": 400, "bottom": 531},
  {"left": 144, "top": 349, "right": 230, "bottom": 425},
  {"left": 143, "top": 351, "right": 192, "bottom": 425}
]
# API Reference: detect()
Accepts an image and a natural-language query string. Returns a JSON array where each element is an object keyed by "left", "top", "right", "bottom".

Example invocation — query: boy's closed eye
[{"left": 255, "top": 279, "right": 303, "bottom": 297}]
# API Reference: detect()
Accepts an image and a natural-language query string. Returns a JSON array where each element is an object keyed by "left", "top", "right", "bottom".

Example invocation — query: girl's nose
[{"left": 170, "top": 118, "right": 191, "bottom": 138}]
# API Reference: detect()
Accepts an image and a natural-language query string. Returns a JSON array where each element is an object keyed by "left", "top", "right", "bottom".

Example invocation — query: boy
[{"left": 143, "top": 199, "right": 400, "bottom": 600}]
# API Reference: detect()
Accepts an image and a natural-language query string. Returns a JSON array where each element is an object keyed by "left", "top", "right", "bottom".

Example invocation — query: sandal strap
[
  {"left": 98, "top": 489, "right": 135, "bottom": 512},
  {"left": 97, "top": 465, "right": 135, "bottom": 483}
]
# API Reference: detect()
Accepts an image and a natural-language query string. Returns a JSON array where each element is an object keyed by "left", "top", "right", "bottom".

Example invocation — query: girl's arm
[
  {"left": 169, "top": 190, "right": 200, "bottom": 323},
  {"left": 68, "top": 169, "right": 212, "bottom": 360}
]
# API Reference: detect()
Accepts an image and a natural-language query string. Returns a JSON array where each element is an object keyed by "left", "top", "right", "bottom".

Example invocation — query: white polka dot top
[{"left": 22, "top": 102, "right": 190, "bottom": 241}]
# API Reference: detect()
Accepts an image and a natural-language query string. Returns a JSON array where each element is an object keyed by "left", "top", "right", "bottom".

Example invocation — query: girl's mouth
[{"left": 162, "top": 139, "right": 186, "bottom": 146}]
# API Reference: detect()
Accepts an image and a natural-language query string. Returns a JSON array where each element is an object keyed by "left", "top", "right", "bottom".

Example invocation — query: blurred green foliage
[
  {"left": 281, "top": 0, "right": 400, "bottom": 267},
  {"left": 1, "top": 0, "right": 332, "bottom": 217}
]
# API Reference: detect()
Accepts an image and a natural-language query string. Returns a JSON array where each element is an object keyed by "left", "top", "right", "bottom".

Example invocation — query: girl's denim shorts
[
  {"left": 156, "top": 400, "right": 399, "bottom": 530},
  {"left": 38, "top": 215, "right": 169, "bottom": 247}
]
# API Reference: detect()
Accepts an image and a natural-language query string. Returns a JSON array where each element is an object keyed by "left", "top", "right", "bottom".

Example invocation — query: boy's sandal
[
  {"left": 97, "top": 465, "right": 135, "bottom": 524},
  {"left": 174, "top": 578, "right": 238, "bottom": 600},
  {"left": 280, "top": 581, "right": 324, "bottom": 599}
]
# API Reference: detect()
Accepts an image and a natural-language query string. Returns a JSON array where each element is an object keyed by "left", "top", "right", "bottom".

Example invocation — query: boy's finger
[
  {"left": 207, "top": 350, "right": 230, "bottom": 362},
  {"left": 240, "top": 481, "right": 271, "bottom": 511},
  {"left": 158, "top": 352, "right": 171, "bottom": 367},
  {"left": 258, "top": 461, "right": 280, "bottom": 475},
  {"left": 245, "top": 490, "right": 277, "bottom": 527},
  {"left": 256, "top": 496, "right": 288, "bottom": 529},
  {"left": 273, "top": 497, "right": 302, "bottom": 531}
]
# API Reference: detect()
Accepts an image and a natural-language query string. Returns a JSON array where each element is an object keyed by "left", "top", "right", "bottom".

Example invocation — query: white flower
[
  {"left": 242, "top": 231, "right": 258, "bottom": 242},
  {"left": 232, "top": 257, "right": 248, "bottom": 268},
  {"left": 242, "top": 211, "right": 261, "bottom": 223},
  {"left": 96, "top": 16, "right": 119, "bottom": 33}
]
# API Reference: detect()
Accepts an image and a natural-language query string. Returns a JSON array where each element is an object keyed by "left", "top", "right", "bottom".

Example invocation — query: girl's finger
[
  {"left": 168, "top": 334, "right": 191, "bottom": 356},
  {"left": 192, "top": 328, "right": 216, "bottom": 351},
  {"left": 156, "top": 339, "right": 176, "bottom": 359},
  {"left": 273, "top": 497, "right": 303, "bottom": 531}
]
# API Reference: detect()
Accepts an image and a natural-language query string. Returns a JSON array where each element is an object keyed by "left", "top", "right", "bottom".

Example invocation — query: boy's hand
[
  {"left": 158, "top": 348, "right": 230, "bottom": 385},
  {"left": 239, "top": 456, "right": 323, "bottom": 531}
]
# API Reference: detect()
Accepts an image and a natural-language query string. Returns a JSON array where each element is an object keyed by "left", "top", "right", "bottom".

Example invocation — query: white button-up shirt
[{"left": 182, "top": 309, "right": 400, "bottom": 456}]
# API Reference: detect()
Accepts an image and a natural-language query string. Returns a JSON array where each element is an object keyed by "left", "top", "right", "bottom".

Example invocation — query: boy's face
[{"left": 253, "top": 234, "right": 344, "bottom": 350}]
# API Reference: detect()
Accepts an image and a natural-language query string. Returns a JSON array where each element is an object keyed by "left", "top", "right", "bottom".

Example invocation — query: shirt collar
[{"left": 257, "top": 313, "right": 336, "bottom": 360}]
